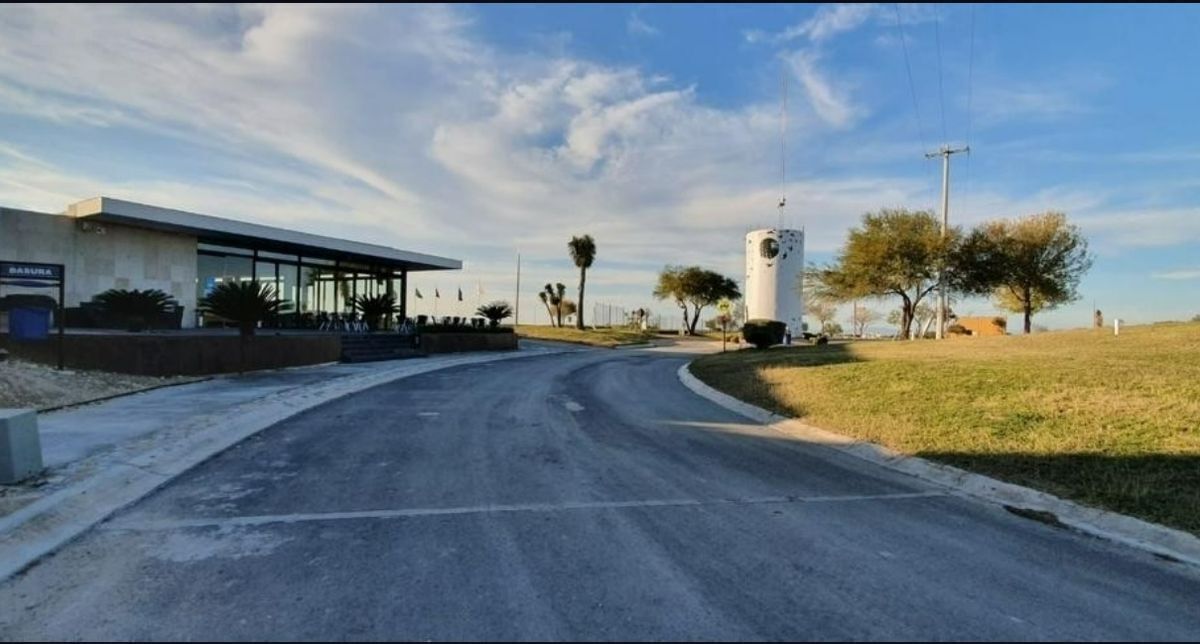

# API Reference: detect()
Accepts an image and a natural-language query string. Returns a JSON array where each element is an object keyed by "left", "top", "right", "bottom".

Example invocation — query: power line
[
  {"left": 963, "top": 4, "right": 977, "bottom": 210},
  {"left": 893, "top": 3, "right": 937, "bottom": 203},
  {"left": 933, "top": 4, "right": 948, "bottom": 144}
]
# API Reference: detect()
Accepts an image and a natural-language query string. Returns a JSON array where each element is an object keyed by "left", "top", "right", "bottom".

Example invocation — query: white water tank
[{"left": 745, "top": 228, "right": 805, "bottom": 334}]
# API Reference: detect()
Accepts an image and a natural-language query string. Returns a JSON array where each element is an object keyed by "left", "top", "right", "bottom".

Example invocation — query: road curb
[
  {"left": 0, "top": 349, "right": 564, "bottom": 582},
  {"left": 677, "top": 362, "right": 1200, "bottom": 568}
]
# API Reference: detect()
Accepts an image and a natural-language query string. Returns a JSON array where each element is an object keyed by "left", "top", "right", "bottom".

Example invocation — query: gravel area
[{"left": 0, "top": 358, "right": 200, "bottom": 410}]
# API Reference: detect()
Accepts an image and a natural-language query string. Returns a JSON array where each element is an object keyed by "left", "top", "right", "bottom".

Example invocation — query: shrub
[
  {"left": 476, "top": 301, "right": 514, "bottom": 328},
  {"left": 198, "top": 280, "right": 285, "bottom": 337},
  {"left": 741, "top": 319, "right": 786, "bottom": 349},
  {"left": 91, "top": 289, "right": 178, "bottom": 332},
  {"left": 349, "top": 293, "right": 399, "bottom": 331},
  {"left": 947, "top": 323, "right": 971, "bottom": 336},
  {"left": 813, "top": 334, "right": 829, "bottom": 345}
]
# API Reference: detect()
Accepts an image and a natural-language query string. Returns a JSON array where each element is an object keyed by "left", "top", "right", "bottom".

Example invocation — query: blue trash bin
[{"left": 9, "top": 307, "right": 51, "bottom": 341}]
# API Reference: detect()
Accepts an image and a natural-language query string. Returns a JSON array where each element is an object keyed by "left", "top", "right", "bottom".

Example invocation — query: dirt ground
[{"left": 0, "top": 357, "right": 199, "bottom": 410}]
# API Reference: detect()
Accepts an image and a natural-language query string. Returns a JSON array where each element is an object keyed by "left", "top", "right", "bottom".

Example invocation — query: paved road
[{"left": 2, "top": 348, "right": 1199, "bottom": 640}]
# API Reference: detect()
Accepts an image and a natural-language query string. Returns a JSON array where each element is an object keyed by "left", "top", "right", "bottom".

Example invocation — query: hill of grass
[{"left": 691, "top": 323, "right": 1200, "bottom": 534}]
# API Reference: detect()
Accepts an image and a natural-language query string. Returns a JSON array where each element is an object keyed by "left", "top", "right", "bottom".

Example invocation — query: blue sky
[{"left": 1, "top": 3, "right": 1198, "bottom": 329}]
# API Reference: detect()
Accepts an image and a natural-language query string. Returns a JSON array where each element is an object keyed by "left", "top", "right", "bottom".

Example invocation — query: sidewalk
[{"left": 0, "top": 344, "right": 568, "bottom": 581}]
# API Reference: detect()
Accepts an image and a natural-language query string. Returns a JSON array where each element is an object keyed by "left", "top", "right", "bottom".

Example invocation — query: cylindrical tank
[{"left": 745, "top": 228, "right": 805, "bottom": 334}]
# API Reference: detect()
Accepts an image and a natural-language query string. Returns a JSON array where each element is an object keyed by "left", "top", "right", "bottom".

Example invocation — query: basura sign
[{"left": 0, "top": 261, "right": 63, "bottom": 281}]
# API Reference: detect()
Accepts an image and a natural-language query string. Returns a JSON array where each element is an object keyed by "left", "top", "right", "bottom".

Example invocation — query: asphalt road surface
[{"left": 2, "top": 347, "right": 1199, "bottom": 640}]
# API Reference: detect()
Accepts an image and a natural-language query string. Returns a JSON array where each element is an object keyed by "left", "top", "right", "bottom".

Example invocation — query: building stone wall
[{"left": 0, "top": 207, "right": 198, "bottom": 328}]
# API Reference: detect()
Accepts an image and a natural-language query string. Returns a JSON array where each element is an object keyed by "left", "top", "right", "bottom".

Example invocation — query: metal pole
[
  {"left": 57, "top": 275, "right": 65, "bottom": 370},
  {"left": 925, "top": 145, "right": 968, "bottom": 339},
  {"left": 514, "top": 253, "right": 521, "bottom": 327},
  {"left": 936, "top": 150, "right": 950, "bottom": 340}
]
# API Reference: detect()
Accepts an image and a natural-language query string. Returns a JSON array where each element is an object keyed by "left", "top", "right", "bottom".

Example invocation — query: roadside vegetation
[
  {"left": 690, "top": 322, "right": 1200, "bottom": 534},
  {"left": 808, "top": 209, "right": 1092, "bottom": 338},
  {"left": 516, "top": 325, "right": 654, "bottom": 348}
]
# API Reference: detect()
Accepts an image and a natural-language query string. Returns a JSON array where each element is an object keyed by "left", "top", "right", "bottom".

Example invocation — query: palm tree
[
  {"left": 350, "top": 293, "right": 400, "bottom": 331},
  {"left": 476, "top": 301, "right": 513, "bottom": 328},
  {"left": 567, "top": 234, "right": 596, "bottom": 329},
  {"left": 91, "top": 288, "right": 178, "bottom": 332},
  {"left": 198, "top": 281, "right": 286, "bottom": 338},
  {"left": 198, "top": 280, "right": 287, "bottom": 374},
  {"left": 554, "top": 282, "right": 567, "bottom": 328},
  {"left": 539, "top": 283, "right": 568, "bottom": 327},
  {"left": 538, "top": 289, "right": 553, "bottom": 327}
]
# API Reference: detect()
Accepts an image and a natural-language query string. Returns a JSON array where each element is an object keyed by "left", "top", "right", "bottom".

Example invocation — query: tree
[
  {"left": 653, "top": 265, "right": 740, "bottom": 335},
  {"left": 350, "top": 293, "right": 399, "bottom": 331},
  {"left": 653, "top": 266, "right": 691, "bottom": 333},
  {"left": 807, "top": 209, "right": 977, "bottom": 339},
  {"left": 962, "top": 212, "right": 1093, "bottom": 334},
  {"left": 199, "top": 280, "right": 288, "bottom": 374},
  {"left": 849, "top": 304, "right": 881, "bottom": 337},
  {"left": 91, "top": 288, "right": 178, "bottom": 332},
  {"left": 807, "top": 300, "right": 838, "bottom": 334},
  {"left": 568, "top": 234, "right": 596, "bottom": 329},
  {"left": 559, "top": 299, "right": 578, "bottom": 323},
  {"left": 476, "top": 301, "right": 513, "bottom": 328},
  {"left": 199, "top": 281, "right": 286, "bottom": 337},
  {"left": 537, "top": 285, "right": 556, "bottom": 326},
  {"left": 538, "top": 283, "right": 568, "bottom": 327}
]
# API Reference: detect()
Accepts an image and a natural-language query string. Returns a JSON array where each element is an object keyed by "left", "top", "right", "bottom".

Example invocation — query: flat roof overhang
[{"left": 65, "top": 196, "right": 461, "bottom": 272}]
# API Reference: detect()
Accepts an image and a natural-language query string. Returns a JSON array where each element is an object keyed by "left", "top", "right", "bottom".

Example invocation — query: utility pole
[
  {"left": 925, "top": 144, "right": 969, "bottom": 339},
  {"left": 514, "top": 253, "right": 521, "bottom": 327}
]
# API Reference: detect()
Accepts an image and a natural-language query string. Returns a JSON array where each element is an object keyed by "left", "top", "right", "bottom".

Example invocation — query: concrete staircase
[{"left": 340, "top": 334, "right": 425, "bottom": 363}]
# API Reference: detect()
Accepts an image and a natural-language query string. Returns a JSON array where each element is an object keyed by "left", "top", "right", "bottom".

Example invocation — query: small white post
[{"left": 1114, "top": 318, "right": 1121, "bottom": 336}]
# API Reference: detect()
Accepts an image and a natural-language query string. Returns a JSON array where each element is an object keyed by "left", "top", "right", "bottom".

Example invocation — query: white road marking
[
  {"left": 417, "top": 412, "right": 440, "bottom": 417},
  {"left": 102, "top": 492, "right": 946, "bottom": 532},
  {"left": 563, "top": 401, "right": 585, "bottom": 412}
]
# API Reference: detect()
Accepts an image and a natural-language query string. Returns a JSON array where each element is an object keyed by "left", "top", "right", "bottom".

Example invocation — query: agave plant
[
  {"left": 91, "top": 288, "right": 178, "bottom": 332},
  {"left": 198, "top": 280, "right": 285, "bottom": 337},
  {"left": 476, "top": 301, "right": 513, "bottom": 329},
  {"left": 350, "top": 293, "right": 400, "bottom": 331}
]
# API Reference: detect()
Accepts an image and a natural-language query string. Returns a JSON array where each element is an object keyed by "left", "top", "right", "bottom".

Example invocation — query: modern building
[
  {"left": 0, "top": 197, "right": 461, "bottom": 329},
  {"left": 744, "top": 228, "right": 805, "bottom": 334}
]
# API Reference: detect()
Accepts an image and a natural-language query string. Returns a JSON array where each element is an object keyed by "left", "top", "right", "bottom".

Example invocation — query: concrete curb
[
  {"left": 677, "top": 362, "right": 1200, "bottom": 568},
  {"left": 0, "top": 349, "right": 564, "bottom": 582}
]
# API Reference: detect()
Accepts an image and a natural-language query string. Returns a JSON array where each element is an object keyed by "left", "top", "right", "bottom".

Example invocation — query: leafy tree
[
  {"left": 199, "top": 280, "right": 286, "bottom": 338},
  {"left": 91, "top": 288, "right": 178, "bottom": 332},
  {"left": 808, "top": 209, "right": 978, "bottom": 339},
  {"left": 476, "top": 300, "right": 513, "bottom": 328},
  {"left": 568, "top": 234, "right": 596, "bottom": 329},
  {"left": 1192, "top": 314, "right": 1200, "bottom": 323},
  {"left": 559, "top": 299, "right": 578, "bottom": 322},
  {"left": 350, "top": 293, "right": 400, "bottom": 331},
  {"left": 848, "top": 304, "right": 881, "bottom": 337},
  {"left": 653, "top": 265, "right": 740, "bottom": 335},
  {"left": 653, "top": 266, "right": 691, "bottom": 333},
  {"left": 962, "top": 212, "right": 1093, "bottom": 334},
  {"left": 807, "top": 300, "right": 838, "bottom": 334}
]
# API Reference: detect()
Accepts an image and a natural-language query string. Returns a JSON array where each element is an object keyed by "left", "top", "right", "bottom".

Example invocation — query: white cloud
[
  {"left": 784, "top": 50, "right": 864, "bottom": 128},
  {"left": 1152, "top": 269, "right": 1200, "bottom": 281},
  {"left": 0, "top": 3, "right": 1192, "bottom": 325},
  {"left": 627, "top": 7, "right": 659, "bottom": 37},
  {"left": 747, "top": 3, "right": 877, "bottom": 45}
]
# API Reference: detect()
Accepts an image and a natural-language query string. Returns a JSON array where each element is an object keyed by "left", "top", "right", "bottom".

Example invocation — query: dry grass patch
[
  {"left": 691, "top": 323, "right": 1200, "bottom": 534},
  {"left": 515, "top": 325, "right": 654, "bottom": 348}
]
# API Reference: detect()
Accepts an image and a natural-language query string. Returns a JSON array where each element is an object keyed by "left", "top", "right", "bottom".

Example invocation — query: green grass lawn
[
  {"left": 515, "top": 325, "right": 655, "bottom": 348},
  {"left": 690, "top": 322, "right": 1200, "bottom": 535}
]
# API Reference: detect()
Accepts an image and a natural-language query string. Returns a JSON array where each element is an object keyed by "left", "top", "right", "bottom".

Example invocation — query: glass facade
[{"left": 196, "top": 243, "right": 406, "bottom": 329}]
